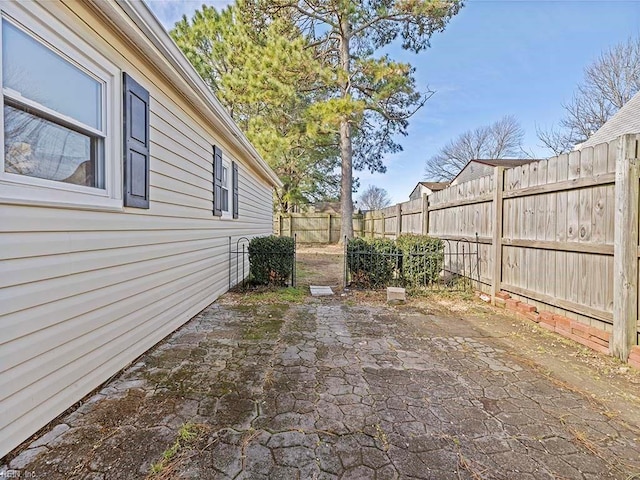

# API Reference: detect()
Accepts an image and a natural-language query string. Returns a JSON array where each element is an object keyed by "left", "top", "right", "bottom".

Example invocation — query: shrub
[
  {"left": 346, "top": 237, "right": 400, "bottom": 288},
  {"left": 248, "top": 236, "right": 295, "bottom": 286},
  {"left": 346, "top": 235, "right": 444, "bottom": 289},
  {"left": 395, "top": 234, "right": 444, "bottom": 287}
]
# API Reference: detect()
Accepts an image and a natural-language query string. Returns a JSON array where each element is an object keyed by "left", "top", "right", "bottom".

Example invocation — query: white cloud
[{"left": 146, "top": 0, "right": 234, "bottom": 30}]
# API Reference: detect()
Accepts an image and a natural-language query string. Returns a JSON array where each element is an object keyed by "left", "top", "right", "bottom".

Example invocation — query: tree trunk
[
  {"left": 339, "top": 15, "right": 354, "bottom": 242},
  {"left": 340, "top": 118, "right": 354, "bottom": 240}
]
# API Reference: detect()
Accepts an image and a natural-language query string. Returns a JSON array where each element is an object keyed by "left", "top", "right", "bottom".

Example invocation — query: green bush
[
  {"left": 346, "top": 235, "right": 444, "bottom": 289},
  {"left": 395, "top": 234, "right": 444, "bottom": 287},
  {"left": 248, "top": 236, "right": 295, "bottom": 286},
  {"left": 346, "top": 237, "right": 401, "bottom": 288}
]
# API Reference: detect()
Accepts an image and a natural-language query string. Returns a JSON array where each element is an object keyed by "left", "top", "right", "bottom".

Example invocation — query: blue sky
[{"left": 147, "top": 0, "right": 640, "bottom": 204}]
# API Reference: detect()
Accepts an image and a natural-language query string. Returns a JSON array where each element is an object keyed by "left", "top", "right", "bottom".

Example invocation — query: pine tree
[
  {"left": 251, "top": 0, "right": 463, "bottom": 238},
  {"left": 171, "top": 3, "right": 339, "bottom": 212}
]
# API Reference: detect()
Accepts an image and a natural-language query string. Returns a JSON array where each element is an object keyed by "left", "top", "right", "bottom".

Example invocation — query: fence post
[
  {"left": 491, "top": 166, "right": 505, "bottom": 302},
  {"left": 395, "top": 203, "right": 402, "bottom": 238},
  {"left": 421, "top": 193, "right": 429, "bottom": 236},
  {"left": 612, "top": 134, "right": 639, "bottom": 361},
  {"left": 327, "top": 214, "right": 332, "bottom": 243},
  {"left": 288, "top": 214, "right": 293, "bottom": 238}
]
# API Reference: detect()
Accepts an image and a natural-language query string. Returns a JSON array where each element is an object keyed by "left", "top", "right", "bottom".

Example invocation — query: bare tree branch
[
  {"left": 535, "top": 123, "right": 575, "bottom": 155},
  {"left": 543, "top": 36, "right": 640, "bottom": 152},
  {"left": 358, "top": 185, "right": 391, "bottom": 210},
  {"left": 424, "top": 115, "right": 525, "bottom": 181}
]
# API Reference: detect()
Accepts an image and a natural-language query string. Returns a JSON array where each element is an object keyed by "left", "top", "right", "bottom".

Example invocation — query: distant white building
[
  {"left": 581, "top": 91, "right": 640, "bottom": 148},
  {"left": 408, "top": 181, "right": 449, "bottom": 200}
]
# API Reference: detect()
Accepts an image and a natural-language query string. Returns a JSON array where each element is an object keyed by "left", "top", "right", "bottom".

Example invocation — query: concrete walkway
[{"left": 3, "top": 295, "right": 640, "bottom": 479}]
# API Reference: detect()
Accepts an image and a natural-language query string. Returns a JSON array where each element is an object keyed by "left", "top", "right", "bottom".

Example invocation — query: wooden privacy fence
[
  {"left": 361, "top": 197, "right": 428, "bottom": 238},
  {"left": 425, "top": 134, "right": 638, "bottom": 362},
  {"left": 274, "top": 134, "right": 640, "bottom": 362},
  {"left": 274, "top": 213, "right": 364, "bottom": 243}
]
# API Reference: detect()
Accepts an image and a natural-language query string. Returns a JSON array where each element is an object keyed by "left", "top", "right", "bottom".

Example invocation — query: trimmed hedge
[
  {"left": 396, "top": 234, "right": 444, "bottom": 286},
  {"left": 248, "top": 235, "right": 295, "bottom": 286},
  {"left": 346, "top": 235, "right": 444, "bottom": 288},
  {"left": 346, "top": 237, "right": 400, "bottom": 288}
]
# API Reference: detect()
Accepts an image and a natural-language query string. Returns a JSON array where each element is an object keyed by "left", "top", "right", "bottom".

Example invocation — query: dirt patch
[{"left": 296, "top": 244, "right": 344, "bottom": 289}]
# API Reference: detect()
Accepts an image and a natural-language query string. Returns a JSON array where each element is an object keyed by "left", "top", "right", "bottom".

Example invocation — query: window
[
  {"left": 0, "top": 4, "right": 120, "bottom": 210},
  {"left": 212, "top": 145, "right": 238, "bottom": 219},
  {"left": 221, "top": 165, "right": 229, "bottom": 213},
  {"left": 2, "top": 19, "right": 104, "bottom": 188},
  {"left": 232, "top": 161, "right": 238, "bottom": 219}
]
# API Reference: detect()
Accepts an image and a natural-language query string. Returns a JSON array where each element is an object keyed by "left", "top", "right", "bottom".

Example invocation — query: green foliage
[
  {"left": 248, "top": 236, "right": 295, "bottom": 286},
  {"left": 242, "top": 286, "right": 307, "bottom": 304},
  {"left": 395, "top": 234, "right": 444, "bottom": 286},
  {"left": 346, "top": 237, "right": 401, "bottom": 288},
  {"left": 346, "top": 235, "right": 444, "bottom": 289},
  {"left": 171, "top": 0, "right": 462, "bottom": 227},
  {"left": 170, "top": 4, "right": 340, "bottom": 212},
  {"left": 252, "top": 0, "right": 463, "bottom": 238},
  {"left": 149, "top": 422, "right": 204, "bottom": 476}
]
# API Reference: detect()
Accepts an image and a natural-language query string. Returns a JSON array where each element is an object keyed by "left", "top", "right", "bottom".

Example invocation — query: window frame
[
  {"left": 0, "top": 3, "right": 122, "bottom": 211},
  {"left": 220, "top": 161, "right": 231, "bottom": 218}
]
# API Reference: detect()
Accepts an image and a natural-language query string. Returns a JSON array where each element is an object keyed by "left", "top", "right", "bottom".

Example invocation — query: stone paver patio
[{"left": 3, "top": 294, "right": 640, "bottom": 479}]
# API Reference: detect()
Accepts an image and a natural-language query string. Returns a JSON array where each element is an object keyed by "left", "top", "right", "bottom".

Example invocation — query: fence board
[{"left": 419, "top": 141, "right": 621, "bottom": 330}]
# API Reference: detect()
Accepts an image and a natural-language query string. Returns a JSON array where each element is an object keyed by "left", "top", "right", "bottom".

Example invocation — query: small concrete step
[{"left": 310, "top": 285, "right": 334, "bottom": 296}]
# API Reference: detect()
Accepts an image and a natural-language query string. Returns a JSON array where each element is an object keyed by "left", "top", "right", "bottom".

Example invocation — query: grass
[
  {"left": 147, "top": 422, "right": 207, "bottom": 478},
  {"left": 242, "top": 316, "right": 284, "bottom": 340},
  {"left": 242, "top": 286, "right": 308, "bottom": 304}
]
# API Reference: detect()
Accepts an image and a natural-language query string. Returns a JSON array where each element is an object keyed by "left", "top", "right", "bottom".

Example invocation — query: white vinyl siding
[{"left": 0, "top": 0, "right": 275, "bottom": 458}]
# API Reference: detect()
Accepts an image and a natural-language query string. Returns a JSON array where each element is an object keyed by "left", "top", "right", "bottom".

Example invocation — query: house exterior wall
[
  {"left": 0, "top": 0, "right": 275, "bottom": 458},
  {"left": 409, "top": 185, "right": 427, "bottom": 200},
  {"left": 451, "top": 163, "right": 494, "bottom": 185},
  {"left": 409, "top": 185, "right": 440, "bottom": 201}
]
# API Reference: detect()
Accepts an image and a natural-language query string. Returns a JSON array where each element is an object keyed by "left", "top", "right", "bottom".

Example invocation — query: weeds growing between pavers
[
  {"left": 232, "top": 286, "right": 307, "bottom": 304},
  {"left": 5, "top": 273, "right": 640, "bottom": 479},
  {"left": 147, "top": 422, "right": 208, "bottom": 478}
]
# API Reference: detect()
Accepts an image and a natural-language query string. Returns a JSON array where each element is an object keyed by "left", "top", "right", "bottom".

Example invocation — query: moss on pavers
[{"left": 4, "top": 291, "right": 640, "bottom": 480}]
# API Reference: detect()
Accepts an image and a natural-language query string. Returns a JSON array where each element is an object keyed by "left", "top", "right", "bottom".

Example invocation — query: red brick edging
[{"left": 494, "top": 291, "right": 640, "bottom": 369}]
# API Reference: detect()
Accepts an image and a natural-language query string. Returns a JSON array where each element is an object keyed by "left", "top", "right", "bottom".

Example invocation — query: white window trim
[
  {"left": 0, "top": 2, "right": 122, "bottom": 212},
  {"left": 220, "top": 160, "right": 231, "bottom": 219}
]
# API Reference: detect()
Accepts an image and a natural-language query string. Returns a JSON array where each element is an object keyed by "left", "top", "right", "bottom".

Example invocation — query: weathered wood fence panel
[
  {"left": 273, "top": 213, "right": 364, "bottom": 243},
  {"left": 426, "top": 135, "right": 638, "bottom": 362},
  {"left": 362, "top": 198, "right": 425, "bottom": 238},
  {"left": 428, "top": 175, "right": 494, "bottom": 287},
  {"left": 498, "top": 143, "right": 617, "bottom": 329}
]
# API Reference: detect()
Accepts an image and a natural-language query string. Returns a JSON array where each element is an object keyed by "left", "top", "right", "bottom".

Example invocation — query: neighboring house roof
[
  {"left": 582, "top": 91, "right": 640, "bottom": 148},
  {"left": 470, "top": 159, "right": 539, "bottom": 168},
  {"left": 88, "top": 0, "right": 282, "bottom": 188},
  {"left": 418, "top": 181, "right": 449, "bottom": 191},
  {"left": 409, "top": 181, "right": 449, "bottom": 200},
  {"left": 450, "top": 158, "right": 538, "bottom": 185}
]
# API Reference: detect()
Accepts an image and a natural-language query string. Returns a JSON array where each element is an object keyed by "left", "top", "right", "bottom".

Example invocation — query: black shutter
[
  {"left": 213, "top": 145, "right": 222, "bottom": 216},
  {"left": 123, "top": 73, "right": 150, "bottom": 209},
  {"left": 232, "top": 161, "right": 239, "bottom": 219}
]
